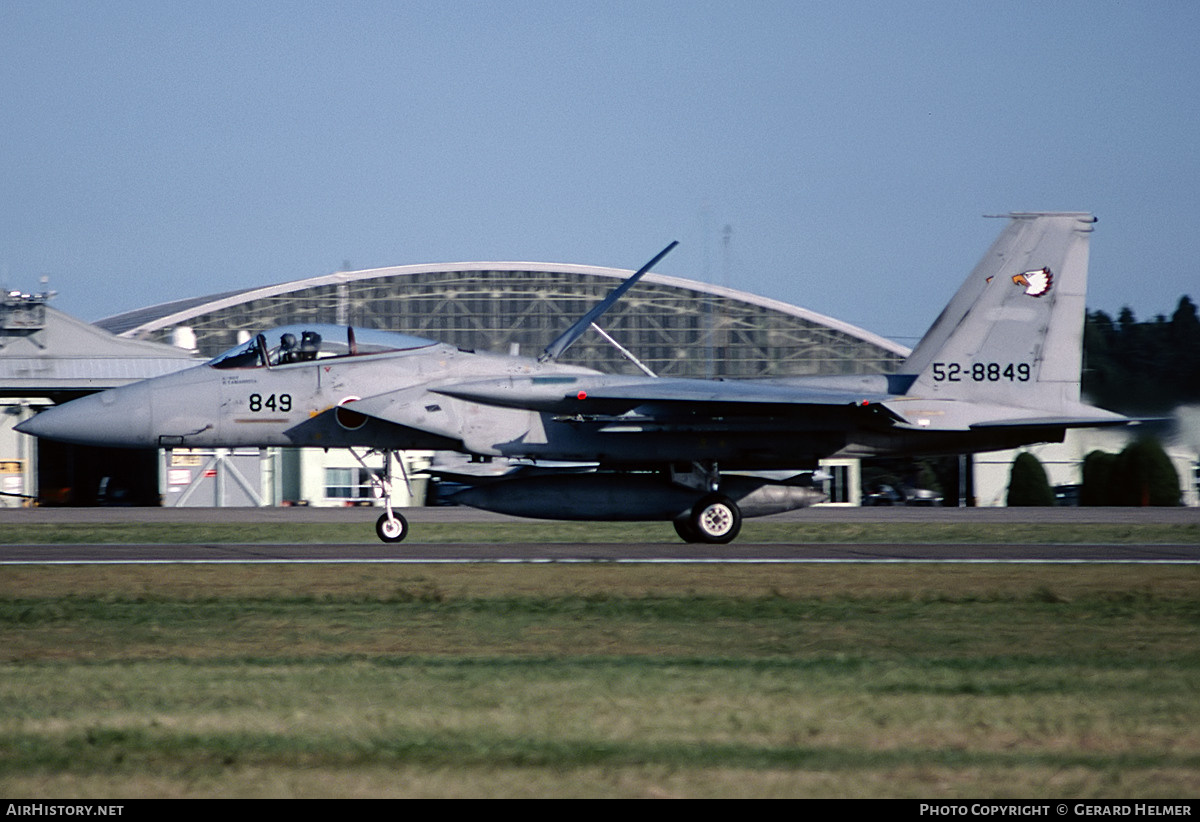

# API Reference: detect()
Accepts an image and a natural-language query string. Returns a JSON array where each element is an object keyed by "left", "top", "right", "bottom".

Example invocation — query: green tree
[
  {"left": 1080, "top": 450, "right": 1118, "bottom": 506},
  {"left": 1083, "top": 295, "right": 1200, "bottom": 412},
  {"left": 1113, "top": 437, "right": 1181, "bottom": 506},
  {"left": 1168, "top": 296, "right": 1200, "bottom": 398},
  {"left": 1007, "top": 452, "right": 1055, "bottom": 506}
]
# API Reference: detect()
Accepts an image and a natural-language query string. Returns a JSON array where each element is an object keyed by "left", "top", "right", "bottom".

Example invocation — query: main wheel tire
[
  {"left": 672, "top": 516, "right": 700, "bottom": 543},
  {"left": 375, "top": 512, "right": 409, "bottom": 543},
  {"left": 689, "top": 494, "right": 742, "bottom": 544}
]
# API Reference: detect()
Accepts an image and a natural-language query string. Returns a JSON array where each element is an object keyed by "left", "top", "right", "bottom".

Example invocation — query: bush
[
  {"left": 1113, "top": 437, "right": 1181, "bottom": 506},
  {"left": 1007, "top": 452, "right": 1055, "bottom": 506},
  {"left": 1080, "top": 450, "right": 1118, "bottom": 506}
]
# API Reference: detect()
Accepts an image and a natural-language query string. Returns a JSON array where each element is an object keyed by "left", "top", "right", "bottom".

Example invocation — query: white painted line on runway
[{"left": 3, "top": 558, "right": 1200, "bottom": 565}]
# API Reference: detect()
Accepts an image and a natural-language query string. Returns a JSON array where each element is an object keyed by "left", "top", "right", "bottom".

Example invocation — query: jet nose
[{"left": 15, "top": 382, "right": 154, "bottom": 448}]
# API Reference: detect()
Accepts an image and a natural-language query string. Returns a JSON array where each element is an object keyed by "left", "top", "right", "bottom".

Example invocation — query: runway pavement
[
  {"left": 1, "top": 505, "right": 1197, "bottom": 564},
  {"left": 2, "top": 503, "right": 1199, "bottom": 525}
]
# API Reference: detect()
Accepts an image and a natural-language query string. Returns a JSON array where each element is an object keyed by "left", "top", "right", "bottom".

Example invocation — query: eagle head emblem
[{"left": 1012, "top": 267, "right": 1053, "bottom": 297}]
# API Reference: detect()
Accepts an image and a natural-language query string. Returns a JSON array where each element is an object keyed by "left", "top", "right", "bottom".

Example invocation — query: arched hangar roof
[{"left": 97, "top": 262, "right": 910, "bottom": 379}]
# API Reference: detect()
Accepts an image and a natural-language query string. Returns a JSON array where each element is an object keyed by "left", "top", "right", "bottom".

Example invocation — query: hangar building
[
  {"left": 0, "top": 290, "right": 201, "bottom": 506},
  {"left": 98, "top": 262, "right": 907, "bottom": 378}
]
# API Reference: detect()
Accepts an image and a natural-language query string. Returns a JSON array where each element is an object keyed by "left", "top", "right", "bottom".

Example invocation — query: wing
[{"left": 431, "top": 375, "right": 897, "bottom": 416}]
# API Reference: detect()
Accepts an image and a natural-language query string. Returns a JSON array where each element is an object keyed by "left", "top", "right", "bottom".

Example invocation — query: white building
[{"left": 973, "top": 408, "right": 1199, "bottom": 507}]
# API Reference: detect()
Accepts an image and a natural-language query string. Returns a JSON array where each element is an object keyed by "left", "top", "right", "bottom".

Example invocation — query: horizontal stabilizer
[{"left": 968, "top": 412, "right": 1131, "bottom": 430}]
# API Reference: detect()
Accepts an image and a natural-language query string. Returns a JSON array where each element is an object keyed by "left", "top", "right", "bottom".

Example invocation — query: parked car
[
  {"left": 862, "top": 483, "right": 943, "bottom": 506},
  {"left": 1053, "top": 484, "right": 1080, "bottom": 506}
]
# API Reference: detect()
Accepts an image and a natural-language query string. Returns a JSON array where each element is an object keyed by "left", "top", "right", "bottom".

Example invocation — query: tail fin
[{"left": 901, "top": 212, "right": 1096, "bottom": 413}]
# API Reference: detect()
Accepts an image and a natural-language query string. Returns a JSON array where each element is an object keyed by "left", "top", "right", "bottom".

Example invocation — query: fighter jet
[{"left": 17, "top": 212, "right": 1129, "bottom": 543}]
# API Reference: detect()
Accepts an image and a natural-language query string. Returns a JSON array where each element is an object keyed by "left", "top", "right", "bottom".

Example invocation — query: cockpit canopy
[{"left": 208, "top": 325, "right": 438, "bottom": 369}]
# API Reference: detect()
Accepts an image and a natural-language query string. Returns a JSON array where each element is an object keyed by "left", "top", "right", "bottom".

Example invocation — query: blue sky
[{"left": 3, "top": 1, "right": 1197, "bottom": 346}]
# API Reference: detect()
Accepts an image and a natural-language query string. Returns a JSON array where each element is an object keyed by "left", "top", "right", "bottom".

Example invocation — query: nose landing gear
[{"left": 354, "top": 447, "right": 411, "bottom": 544}]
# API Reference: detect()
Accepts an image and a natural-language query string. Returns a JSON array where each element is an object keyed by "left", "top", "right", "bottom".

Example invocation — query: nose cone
[{"left": 16, "top": 382, "right": 154, "bottom": 448}]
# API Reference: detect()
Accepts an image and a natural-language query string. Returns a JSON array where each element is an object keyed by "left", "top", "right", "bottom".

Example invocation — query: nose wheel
[{"left": 376, "top": 511, "right": 409, "bottom": 543}]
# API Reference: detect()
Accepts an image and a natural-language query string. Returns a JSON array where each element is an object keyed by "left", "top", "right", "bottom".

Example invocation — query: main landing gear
[
  {"left": 672, "top": 493, "right": 742, "bottom": 544},
  {"left": 667, "top": 462, "right": 742, "bottom": 544}
]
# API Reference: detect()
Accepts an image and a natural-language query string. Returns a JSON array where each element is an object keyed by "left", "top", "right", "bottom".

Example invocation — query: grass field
[{"left": 2, "top": 521, "right": 1199, "bottom": 798}]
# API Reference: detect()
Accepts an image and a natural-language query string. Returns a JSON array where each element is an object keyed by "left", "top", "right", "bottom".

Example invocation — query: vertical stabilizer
[{"left": 901, "top": 212, "right": 1096, "bottom": 413}]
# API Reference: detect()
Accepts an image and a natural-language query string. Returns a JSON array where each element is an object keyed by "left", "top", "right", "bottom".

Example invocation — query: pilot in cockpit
[
  {"left": 278, "top": 333, "right": 298, "bottom": 364},
  {"left": 277, "top": 331, "right": 322, "bottom": 364},
  {"left": 297, "top": 331, "right": 321, "bottom": 361}
]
